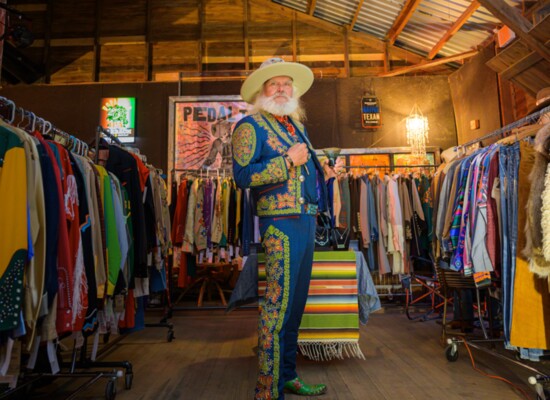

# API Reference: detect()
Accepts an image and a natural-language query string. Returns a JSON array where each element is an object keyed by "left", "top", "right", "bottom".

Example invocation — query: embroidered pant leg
[
  {"left": 255, "top": 215, "right": 315, "bottom": 400},
  {"left": 281, "top": 216, "right": 315, "bottom": 384}
]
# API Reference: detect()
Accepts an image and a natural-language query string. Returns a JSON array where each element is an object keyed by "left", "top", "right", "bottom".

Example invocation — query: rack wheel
[
  {"left": 167, "top": 329, "right": 175, "bottom": 342},
  {"left": 125, "top": 373, "right": 133, "bottom": 390},
  {"left": 445, "top": 344, "right": 459, "bottom": 362},
  {"left": 105, "top": 379, "right": 117, "bottom": 400}
]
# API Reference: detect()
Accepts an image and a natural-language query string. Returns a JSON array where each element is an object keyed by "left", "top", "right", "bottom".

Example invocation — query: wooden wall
[
  {"left": 448, "top": 46, "right": 502, "bottom": 146},
  {"left": 0, "top": 75, "right": 457, "bottom": 172},
  {"left": 8, "top": 0, "right": 441, "bottom": 85}
]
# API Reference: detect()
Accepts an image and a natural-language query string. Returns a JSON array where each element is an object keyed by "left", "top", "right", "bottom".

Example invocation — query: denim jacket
[{"left": 232, "top": 111, "right": 327, "bottom": 217}]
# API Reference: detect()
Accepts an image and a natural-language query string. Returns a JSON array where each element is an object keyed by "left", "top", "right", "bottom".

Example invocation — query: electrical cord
[{"left": 462, "top": 340, "right": 532, "bottom": 400}]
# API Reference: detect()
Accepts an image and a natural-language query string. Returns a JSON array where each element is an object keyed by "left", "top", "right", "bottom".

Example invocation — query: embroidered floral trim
[
  {"left": 250, "top": 156, "right": 288, "bottom": 187},
  {"left": 256, "top": 225, "right": 290, "bottom": 400},
  {"left": 256, "top": 166, "right": 304, "bottom": 215},
  {"left": 232, "top": 122, "right": 256, "bottom": 166},
  {"left": 255, "top": 113, "right": 296, "bottom": 148}
]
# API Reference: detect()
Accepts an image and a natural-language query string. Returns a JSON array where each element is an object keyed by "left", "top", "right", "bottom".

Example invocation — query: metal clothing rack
[
  {"left": 342, "top": 164, "right": 437, "bottom": 170},
  {"left": 0, "top": 102, "right": 130, "bottom": 400},
  {"left": 0, "top": 97, "right": 90, "bottom": 158},
  {"left": 96, "top": 125, "right": 176, "bottom": 342},
  {"left": 455, "top": 105, "right": 550, "bottom": 151},
  {"left": 440, "top": 108, "right": 550, "bottom": 398}
]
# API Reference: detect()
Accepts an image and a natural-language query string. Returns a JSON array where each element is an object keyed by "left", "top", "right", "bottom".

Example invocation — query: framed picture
[
  {"left": 100, "top": 97, "right": 136, "bottom": 143},
  {"left": 168, "top": 95, "right": 248, "bottom": 174}
]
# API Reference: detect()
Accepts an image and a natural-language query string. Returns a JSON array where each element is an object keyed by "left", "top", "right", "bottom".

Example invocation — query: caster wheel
[
  {"left": 105, "top": 379, "right": 117, "bottom": 400},
  {"left": 445, "top": 344, "right": 459, "bottom": 362},
  {"left": 125, "top": 373, "right": 133, "bottom": 390},
  {"left": 167, "top": 330, "right": 175, "bottom": 342}
]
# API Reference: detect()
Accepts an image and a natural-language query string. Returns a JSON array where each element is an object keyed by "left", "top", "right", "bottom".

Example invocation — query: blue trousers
[{"left": 255, "top": 215, "right": 316, "bottom": 400}]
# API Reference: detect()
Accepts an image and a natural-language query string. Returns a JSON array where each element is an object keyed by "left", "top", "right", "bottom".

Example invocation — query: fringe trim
[
  {"left": 541, "top": 161, "right": 550, "bottom": 263},
  {"left": 298, "top": 341, "right": 366, "bottom": 361}
]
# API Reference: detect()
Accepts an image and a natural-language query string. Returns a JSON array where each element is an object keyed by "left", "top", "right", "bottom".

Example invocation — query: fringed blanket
[{"left": 258, "top": 251, "right": 365, "bottom": 361}]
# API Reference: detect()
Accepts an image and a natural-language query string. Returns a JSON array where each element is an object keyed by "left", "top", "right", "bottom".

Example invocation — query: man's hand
[{"left": 286, "top": 143, "right": 309, "bottom": 166}]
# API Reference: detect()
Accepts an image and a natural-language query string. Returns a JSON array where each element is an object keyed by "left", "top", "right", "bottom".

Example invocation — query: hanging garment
[
  {"left": 510, "top": 141, "right": 550, "bottom": 350},
  {"left": 0, "top": 125, "right": 28, "bottom": 332}
]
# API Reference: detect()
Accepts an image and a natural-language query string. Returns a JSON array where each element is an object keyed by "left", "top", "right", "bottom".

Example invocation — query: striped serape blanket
[{"left": 258, "top": 251, "right": 365, "bottom": 361}]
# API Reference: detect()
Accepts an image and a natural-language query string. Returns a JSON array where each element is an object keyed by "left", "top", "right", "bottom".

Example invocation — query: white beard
[{"left": 258, "top": 93, "right": 299, "bottom": 117}]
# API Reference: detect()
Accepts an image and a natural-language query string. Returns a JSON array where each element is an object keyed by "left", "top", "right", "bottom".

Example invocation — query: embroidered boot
[{"left": 283, "top": 377, "right": 327, "bottom": 396}]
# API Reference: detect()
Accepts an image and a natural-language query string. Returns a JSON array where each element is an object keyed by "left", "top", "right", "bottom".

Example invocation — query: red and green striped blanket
[{"left": 258, "top": 251, "right": 365, "bottom": 361}]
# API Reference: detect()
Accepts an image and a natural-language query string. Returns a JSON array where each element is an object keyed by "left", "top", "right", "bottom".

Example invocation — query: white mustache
[{"left": 270, "top": 92, "right": 290, "bottom": 100}]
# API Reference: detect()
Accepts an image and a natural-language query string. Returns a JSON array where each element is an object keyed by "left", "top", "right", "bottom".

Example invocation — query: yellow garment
[
  {"left": 510, "top": 142, "right": 550, "bottom": 349},
  {"left": 0, "top": 141, "right": 27, "bottom": 275},
  {"left": 0, "top": 126, "right": 28, "bottom": 332}
]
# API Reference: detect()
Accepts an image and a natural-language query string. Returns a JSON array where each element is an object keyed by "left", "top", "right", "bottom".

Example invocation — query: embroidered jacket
[{"left": 232, "top": 111, "right": 327, "bottom": 217}]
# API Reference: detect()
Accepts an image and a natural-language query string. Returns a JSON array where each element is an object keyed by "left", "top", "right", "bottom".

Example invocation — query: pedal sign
[{"left": 361, "top": 96, "right": 381, "bottom": 129}]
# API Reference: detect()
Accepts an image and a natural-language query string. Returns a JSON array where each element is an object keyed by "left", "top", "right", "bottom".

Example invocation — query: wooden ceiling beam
[
  {"left": 308, "top": 0, "right": 317, "bottom": 16},
  {"left": 378, "top": 49, "right": 478, "bottom": 77},
  {"left": 292, "top": 12, "right": 297, "bottom": 61},
  {"left": 500, "top": 50, "right": 543, "bottom": 80},
  {"left": 349, "top": 0, "right": 365, "bottom": 31},
  {"left": 198, "top": 0, "right": 205, "bottom": 72},
  {"left": 387, "top": 0, "right": 423, "bottom": 45},
  {"left": 248, "top": 0, "right": 425, "bottom": 64},
  {"left": 244, "top": 0, "right": 250, "bottom": 70},
  {"left": 427, "top": 0, "right": 480, "bottom": 60},
  {"left": 478, "top": 0, "right": 550, "bottom": 62}
]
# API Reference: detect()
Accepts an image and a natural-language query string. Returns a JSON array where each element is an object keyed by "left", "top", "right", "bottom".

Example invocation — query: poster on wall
[
  {"left": 361, "top": 96, "right": 381, "bottom": 129},
  {"left": 169, "top": 96, "right": 248, "bottom": 171},
  {"left": 100, "top": 97, "right": 136, "bottom": 143}
]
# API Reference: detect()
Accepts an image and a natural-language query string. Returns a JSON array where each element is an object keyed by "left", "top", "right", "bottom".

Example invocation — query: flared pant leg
[{"left": 254, "top": 215, "right": 315, "bottom": 400}]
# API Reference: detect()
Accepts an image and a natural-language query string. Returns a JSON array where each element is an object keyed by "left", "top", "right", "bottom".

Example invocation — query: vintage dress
[{"left": 232, "top": 110, "right": 327, "bottom": 400}]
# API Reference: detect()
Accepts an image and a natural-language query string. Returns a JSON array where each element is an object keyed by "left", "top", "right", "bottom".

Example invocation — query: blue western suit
[{"left": 232, "top": 111, "right": 327, "bottom": 400}]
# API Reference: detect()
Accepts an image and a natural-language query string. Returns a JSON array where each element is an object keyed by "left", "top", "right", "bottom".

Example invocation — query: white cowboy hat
[{"left": 240, "top": 57, "right": 314, "bottom": 104}]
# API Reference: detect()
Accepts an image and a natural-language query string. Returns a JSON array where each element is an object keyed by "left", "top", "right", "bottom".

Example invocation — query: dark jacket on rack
[{"left": 106, "top": 145, "right": 148, "bottom": 280}]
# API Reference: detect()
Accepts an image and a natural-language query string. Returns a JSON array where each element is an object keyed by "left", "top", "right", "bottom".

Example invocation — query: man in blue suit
[{"left": 232, "top": 58, "right": 329, "bottom": 399}]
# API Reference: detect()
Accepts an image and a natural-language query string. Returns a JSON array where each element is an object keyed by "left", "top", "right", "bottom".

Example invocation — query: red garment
[
  {"left": 129, "top": 152, "right": 150, "bottom": 193},
  {"left": 53, "top": 142, "right": 87, "bottom": 333},
  {"left": 273, "top": 115, "right": 296, "bottom": 136},
  {"left": 118, "top": 289, "right": 136, "bottom": 329},
  {"left": 171, "top": 179, "right": 188, "bottom": 246}
]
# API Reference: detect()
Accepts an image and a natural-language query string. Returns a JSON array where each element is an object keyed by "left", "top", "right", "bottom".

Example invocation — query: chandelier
[{"left": 406, "top": 104, "right": 429, "bottom": 160}]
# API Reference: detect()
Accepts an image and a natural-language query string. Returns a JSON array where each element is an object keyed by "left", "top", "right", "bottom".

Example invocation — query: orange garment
[{"left": 510, "top": 142, "right": 550, "bottom": 349}]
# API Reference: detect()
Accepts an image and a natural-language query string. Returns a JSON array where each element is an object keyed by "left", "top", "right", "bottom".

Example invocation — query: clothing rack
[
  {"left": 95, "top": 125, "right": 175, "bottom": 341},
  {"left": 0, "top": 98, "right": 132, "bottom": 399},
  {"left": 455, "top": 105, "right": 550, "bottom": 151},
  {"left": 174, "top": 167, "right": 233, "bottom": 176},
  {"left": 0, "top": 96, "right": 90, "bottom": 158},
  {"left": 342, "top": 164, "right": 437, "bottom": 169}
]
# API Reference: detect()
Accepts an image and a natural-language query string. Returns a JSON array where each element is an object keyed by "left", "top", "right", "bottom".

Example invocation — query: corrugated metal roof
[
  {"left": 313, "top": 0, "right": 359, "bottom": 26},
  {"left": 272, "top": 0, "right": 525, "bottom": 61},
  {"left": 272, "top": 0, "right": 308, "bottom": 13},
  {"left": 354, "top": 0, "right": 406, "bottom": 40}
]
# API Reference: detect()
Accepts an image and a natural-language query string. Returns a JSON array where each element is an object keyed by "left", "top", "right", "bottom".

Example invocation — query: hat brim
[
  {"left": 240, "top": 62, "right": 314, "bottom": 104},
  {"left": 528, "top": 98, "right": 550, "bottom": 116}
]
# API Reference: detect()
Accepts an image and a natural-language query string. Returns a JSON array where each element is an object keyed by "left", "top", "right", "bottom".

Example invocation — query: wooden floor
[{"left": 23, "top": 305, "right": 545, "bottom": 400}]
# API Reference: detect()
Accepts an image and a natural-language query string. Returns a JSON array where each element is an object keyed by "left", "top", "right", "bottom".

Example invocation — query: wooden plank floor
[{"left": 25, "top": 306, "right": 543, "bottom": 399}]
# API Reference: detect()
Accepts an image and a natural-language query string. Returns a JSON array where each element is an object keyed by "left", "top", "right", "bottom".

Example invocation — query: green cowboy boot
[{"left": 283, "top": 377, "right": 327, "bottom": 396}]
